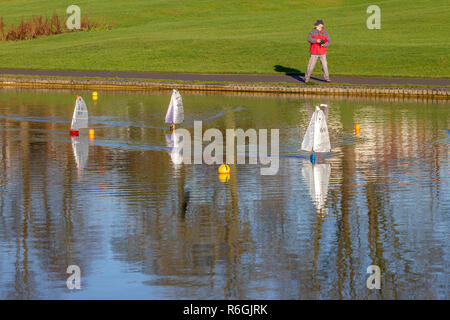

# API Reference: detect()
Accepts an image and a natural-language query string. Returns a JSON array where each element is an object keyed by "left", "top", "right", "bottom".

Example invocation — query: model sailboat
[
  {"left": 301, "top": 104, "right": 331, "bottom": 157},
  {"left": 70, "top": 96, "right": 88, "bottom": 136},
  {"left": 165, "top": 89, "right": 184, "bottom": 131}
]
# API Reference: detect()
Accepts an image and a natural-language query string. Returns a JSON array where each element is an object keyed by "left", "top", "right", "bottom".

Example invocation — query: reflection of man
[{"left": 305, "top": 20, "right": 331, "bottom": 83}]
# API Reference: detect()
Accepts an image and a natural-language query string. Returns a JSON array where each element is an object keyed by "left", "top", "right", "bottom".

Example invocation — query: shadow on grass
[{"left": 273, "top": 65, "right": 324, "bottom": 83}]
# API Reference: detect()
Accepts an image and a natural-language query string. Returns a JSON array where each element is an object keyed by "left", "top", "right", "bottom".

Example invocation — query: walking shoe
[{"left": 325, "top": 78, "right": 331, "bottom": 83}]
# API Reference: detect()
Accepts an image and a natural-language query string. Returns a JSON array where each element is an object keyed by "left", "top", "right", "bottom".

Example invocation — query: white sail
[
  {"left": 301, "top": 110, "right": 316, "bottom": 152},
  {"left": 71, "top": 96, "right": 88, "bottom": 130},
  {"left": 313, "top": 107, "right": 331, "bottom": 152},
  {"left": 71, "top": 136, "right": 89, "bottom": 171},
  {"left": 301, "top": 106, "right": 331, "bottom": 153},
  {"left": 165, "top": 89, "right": 184, "bottom": 124},
  {"left": 302, "top": 162, "right": 331, "bottom": 211}
]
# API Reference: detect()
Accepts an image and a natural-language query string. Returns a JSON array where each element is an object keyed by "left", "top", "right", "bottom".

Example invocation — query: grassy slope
[{"left": 0, "top": 0, "right": 448, "bottom": 77}]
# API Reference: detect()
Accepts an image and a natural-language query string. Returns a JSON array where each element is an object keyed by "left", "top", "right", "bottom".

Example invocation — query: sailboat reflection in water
[
  {"left": 71, "top": 136, "right": 89, "bottom": 178},
  {"left": 302, "top": 161, "right": 331, "bottom": 213},
  {"left": 165, "top": 131, "right": 184, "bottom": 168}
]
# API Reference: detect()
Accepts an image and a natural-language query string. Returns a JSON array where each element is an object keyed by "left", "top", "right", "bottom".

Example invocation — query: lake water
[{"left": 0, "top": 88, "right": 448, "bottom": 299}]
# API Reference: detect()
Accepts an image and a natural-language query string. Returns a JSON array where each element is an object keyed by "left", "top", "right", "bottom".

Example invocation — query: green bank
[{"left": 0, "top": 0, "right": 448, "bottom": 78}]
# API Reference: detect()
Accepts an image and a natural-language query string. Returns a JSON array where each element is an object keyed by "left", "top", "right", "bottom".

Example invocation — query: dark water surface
[{"left": 0, "top": 88, "right": 448, "bottom": 299}]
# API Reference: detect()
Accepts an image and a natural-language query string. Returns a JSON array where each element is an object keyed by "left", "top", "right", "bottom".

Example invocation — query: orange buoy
[
  {"left": 218, "top": 173, "right": 230, "bottom": 182},
  {"left": 218, "top": 164, "right": 230, "bottom": 174},
  {"left": 355, "top": 124, "right": 361, "bottom": 135},
  {"left": 92, "top": 91, "right": 98, "bottom": 100},
  {"left": 89, "top": 129, "right": 95, "bottom": 139}
]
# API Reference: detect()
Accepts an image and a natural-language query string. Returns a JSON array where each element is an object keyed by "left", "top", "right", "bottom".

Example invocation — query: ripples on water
[{"left": 0, "top": 89, "right": 448, "bottom": 299}]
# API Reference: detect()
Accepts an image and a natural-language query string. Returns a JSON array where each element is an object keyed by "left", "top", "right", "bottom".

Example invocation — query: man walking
[{"left": 305, "top": 20, "right": 330, "bottom": 83}]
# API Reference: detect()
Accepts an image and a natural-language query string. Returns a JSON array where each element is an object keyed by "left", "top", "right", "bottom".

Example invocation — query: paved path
[{"left": 0, "top": 68, "right": 448, "bottom": 87}]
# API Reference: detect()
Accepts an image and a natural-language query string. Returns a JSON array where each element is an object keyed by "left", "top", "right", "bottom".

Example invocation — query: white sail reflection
[
  {"left": 302, "top": 161, "right": 331, "bottom": 213},
  {"left": 71, "top": 136, "right": 89, "bottom": 176},
  {"left": 165, "top": 131, "right": 184, "bottom": 170}
]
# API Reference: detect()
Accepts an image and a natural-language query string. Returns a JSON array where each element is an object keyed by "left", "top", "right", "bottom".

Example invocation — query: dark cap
[{"left": 314, "top": 20, "right": 324, "bottom": 26}]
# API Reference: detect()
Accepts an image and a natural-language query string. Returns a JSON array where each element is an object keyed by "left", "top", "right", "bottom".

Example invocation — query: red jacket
[{"left": 308, "top": 28, "right": 330, "bottom": 55}]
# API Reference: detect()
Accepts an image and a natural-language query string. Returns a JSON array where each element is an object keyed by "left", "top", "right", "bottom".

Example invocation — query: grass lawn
[{"left": 0, "top": 0, "right": 448, "bottom": 78}]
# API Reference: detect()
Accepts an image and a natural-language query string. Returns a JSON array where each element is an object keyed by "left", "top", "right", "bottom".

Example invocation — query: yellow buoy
[
  {"left": 92, "top": 91, "right": 98, "bottom": 100},
  {"left": 218, "top": 173, "right": 230, "bottom": 182},
  {"left": 218, "top": 164, "right": 230, "bottom": 174},
  {"left": 89, "top": 129, "right": 95, "bottom": 139},
  {"left": 355, "top": 124, "right": 361, "bottom": 135}
]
